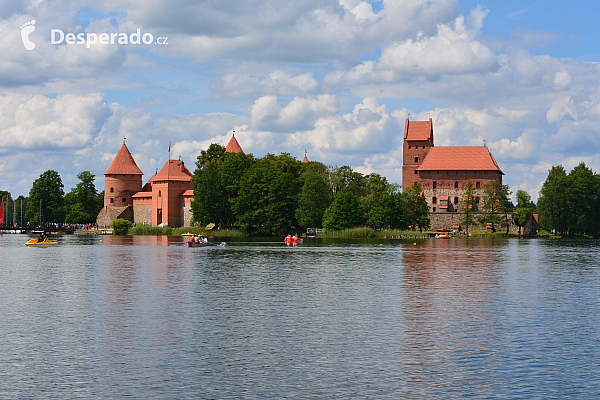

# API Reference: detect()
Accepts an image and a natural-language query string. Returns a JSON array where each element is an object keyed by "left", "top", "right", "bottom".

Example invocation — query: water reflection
[{"left": 1, "top": 235, "right": 600, "bottom": 398}]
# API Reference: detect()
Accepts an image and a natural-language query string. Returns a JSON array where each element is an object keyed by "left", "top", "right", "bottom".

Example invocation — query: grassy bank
[
  {"left": 317, "top": 227, "right": 429, "bottom": 238},
  {"left": 127, "top": 225, "right": 245, "bottom": 236}
]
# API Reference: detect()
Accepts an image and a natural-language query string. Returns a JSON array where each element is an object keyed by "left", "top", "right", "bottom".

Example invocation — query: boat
[
  {"left": 25, "top": 238, "right": 58, "bottom": 247},
  {"left": 188, "top": 241, "right": 207, "bottom": 247},
  {"left": 181, "top": 232, "right": 195, "bottom": 237},
  {"left": 435, "top": 234, "right": 450, "bottom": 239},
  {"left": 284, "top": 235, "right": 303, "bottom": 245}
]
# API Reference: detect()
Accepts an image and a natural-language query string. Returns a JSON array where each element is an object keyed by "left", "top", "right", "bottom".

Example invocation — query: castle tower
[
  {"left": 103, "top": 143, "right": 143, "bottom": 208},
  {"left": 302, "top": 150, "right": 309, "bottom": 163},
  {"left": 97, "top": 142, "right": 143, "bottom": 226},
  {"left": 149, "top": 159, "right": 192, "bottom": 226},
  {"left": 402, "top": 118, "right": 434, "bottom": 190},
  {"left": 225, "top": 132, "right": 244, "bottom": 153}
]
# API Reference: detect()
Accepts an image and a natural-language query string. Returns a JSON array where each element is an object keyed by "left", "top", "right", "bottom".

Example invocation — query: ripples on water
[{"left": 1, "top": 234, "right": 600, "bottom": 398}]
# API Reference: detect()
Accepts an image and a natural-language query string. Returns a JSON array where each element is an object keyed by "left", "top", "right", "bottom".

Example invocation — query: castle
[
  {"left": 96, "top": 135, "right": 244, "bottom": 227},
  {"left": 402, "top": 118, "right": 504, "bottom": 213},
  {"left": 98, "top": 119, "right": 506, "bottom": 228}
]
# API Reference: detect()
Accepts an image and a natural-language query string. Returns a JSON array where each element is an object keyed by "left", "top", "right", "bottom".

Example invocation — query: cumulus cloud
[
  {"left": 214, "top": 70, "right": 319, "bottom": 99},
  {"left": 0, "top": 93, "right": 111, "bottom": 151}
]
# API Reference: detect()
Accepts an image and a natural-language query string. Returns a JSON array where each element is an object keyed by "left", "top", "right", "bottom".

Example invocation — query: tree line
[
  {"left": 191, "top": 144, "right": 431, "bottom": 235},
  {"left": 538, "top": 162, "right": 600, "bottom": 236},
  {"left": 1, "top": 170, "right": 103, "bottom": 227}
]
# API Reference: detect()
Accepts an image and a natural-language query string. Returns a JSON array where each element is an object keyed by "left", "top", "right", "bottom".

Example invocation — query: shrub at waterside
[{"left": 112, "top": 218, "right": 133, "bottom": 235}]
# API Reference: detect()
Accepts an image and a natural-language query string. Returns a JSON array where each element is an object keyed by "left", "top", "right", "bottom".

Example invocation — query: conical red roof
[
  {"left": 104, "top": 144, "right": 143, "bottom": 175},
  {"left": 225, "top": 135, "right": 244, "bottom": 153},
  {"left": 302, "top": 156, "right": 309, "bottom": 163},
  {"left": 149, "top": 159, "right": 192, "bottom": 182}
]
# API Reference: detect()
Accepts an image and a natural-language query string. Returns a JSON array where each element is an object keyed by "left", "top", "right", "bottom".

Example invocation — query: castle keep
[{"left": 402, "top": 118, "right": 504, "bottom": 213}]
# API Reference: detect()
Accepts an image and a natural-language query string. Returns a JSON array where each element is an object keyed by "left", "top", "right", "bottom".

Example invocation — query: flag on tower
[{"left": 168, "top": 141, "right": 171, "bottom": 153}]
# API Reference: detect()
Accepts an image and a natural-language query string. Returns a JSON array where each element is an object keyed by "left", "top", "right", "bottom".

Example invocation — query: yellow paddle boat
[
  {"left": 181, "top": 232, "right": 195, "bottom": 237},
  {"left": 25, "top": 238, "right": 59, "bottom": 247}
]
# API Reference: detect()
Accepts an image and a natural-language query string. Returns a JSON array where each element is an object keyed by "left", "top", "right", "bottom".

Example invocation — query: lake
[{"left": 1, "top": 234, "right": 599, "bottom": 398}]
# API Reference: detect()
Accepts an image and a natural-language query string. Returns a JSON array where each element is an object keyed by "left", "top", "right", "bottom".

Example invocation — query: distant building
[
  {"left": 402, "top": 118, "right": 504, "bottom": 212},
  {"left": 97, "top": 134, "right": 244, "bottom": 227}
]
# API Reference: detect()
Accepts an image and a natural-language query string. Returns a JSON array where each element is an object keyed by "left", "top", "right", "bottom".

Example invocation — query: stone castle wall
[
  {"left": 428, "top": 212, "right": 520, "bottom": 234},
  {"left": 133, "top": 204, "right": 152, "bottom": 226}
]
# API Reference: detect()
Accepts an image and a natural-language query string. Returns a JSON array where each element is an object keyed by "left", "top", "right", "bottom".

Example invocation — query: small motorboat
[
  {"left": 435, "top": 234, "right": 450, "bottom": 239},
  {"left": 26, "top": 238, "right": 58, "bottom": 247}
]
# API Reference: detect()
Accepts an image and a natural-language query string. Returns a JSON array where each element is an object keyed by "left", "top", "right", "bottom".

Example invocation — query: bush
[{"left": 112, "top": 218, "right": 133, "bottom": 235}]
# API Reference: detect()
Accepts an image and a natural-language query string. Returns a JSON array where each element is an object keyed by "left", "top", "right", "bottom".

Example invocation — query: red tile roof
[
  {"left": 150, "top": 159, "right": 193, "bottom": 182},
  {"left": 417, "top": 146, "right": 504, "bottom": 174},
  {"left": 404, "top": 118, "right": 433, "bottom": 141},
  {"left": 104, "top": 144, "right": 143, "bottom": 175},
  {"left": 225, "top": 135, "right": 244, "bottom": 153},
  {"left": 302, "top": 156, "right": 309, "bottom": 163}
]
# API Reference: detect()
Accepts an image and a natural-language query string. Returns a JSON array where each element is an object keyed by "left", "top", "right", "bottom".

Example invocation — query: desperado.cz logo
[{"left": 19, "top": 21, "right": 168, "bottom": 50}]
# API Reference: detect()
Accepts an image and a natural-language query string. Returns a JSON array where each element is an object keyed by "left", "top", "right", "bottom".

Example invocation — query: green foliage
[
  {"left": 64, "top": 171, "right": 101, "bottom": 223},
  {"left": 322, "top": 191, "right": 364, "bottom": 230},
  {"left": 460, "top": 181, "right": 476, "bottom": 234},
  {"left": 26, "top": 170, "right": 65, "bottom": 224},
  {"left": 0, "top": 191, "right": 13, "bottom": 226},
  {"left": 513, "top": 190, "right": 532, "bottom": 235},
  {"left": 296, "top": 172, "right": 332, "bottom": 228},
  {"left": 112, "top": 218, "right": 133, "bottom": 235},
  {"left": 234, "top": 154, "right": 302, "bottom": 235},
  {"left": 404, "top": 182, "right": 430, "bottom": 231},
  {"left": 191, "top": 145, "right": 254, "bottom": 228},
  {"left": 477, "top": 180, "right": 504, "bottom": 232}
]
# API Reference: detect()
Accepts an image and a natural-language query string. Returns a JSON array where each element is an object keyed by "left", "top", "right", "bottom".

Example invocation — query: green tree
[
  {"left": 477, "top": 180, "right": 503, "bottom": 232},
  {"left": 234, "top": 154, "right": 302, "bottom": 235},
  {"left": 567, "top": 162, "right": 599, "bottom": 236},
  {"left": 191, "top": 144, "right": 254, "bottom": 227},
  {"left": 538, "top": 165, "right": 569, "bottom": 235},
  {"left": 513, "top": 190, "right": 532, "bottom": 235},
  {"left": 26, "top": 170, "right": 65, "bottom": 225},
  {"left": 295, "top": 172, "right": 333, "bottom": 228},
  {"left": 460, "top": 181, "right": 476, "bottom": 235},
  {"left": 322, "top": 191, "right": 364, "bottom": 230},
  {"left": 404, "top": 182, "right": 430, "bottom": 231},
  {"left": 64, "top": 171, "right": 100, "bottom": 223}
]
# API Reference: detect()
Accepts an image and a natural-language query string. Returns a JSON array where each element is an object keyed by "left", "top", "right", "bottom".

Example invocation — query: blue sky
[{"left": 1, "top": 0, "right": 600, "bottom": 201}]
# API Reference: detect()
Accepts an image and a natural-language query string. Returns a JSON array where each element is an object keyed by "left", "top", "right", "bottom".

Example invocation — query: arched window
[
  {"left": 122, "top": 198, "right": 126, "bottom": 203},
  {"left": 433, "top": 181, "right": 437, "bottom": 189},
  {"left": 454, "top": 181, "right": 459, "bottom": 189},
  {"left": 110, "top": 187, "right": 114, "bottom": 193},
  {"left": 432, "top": 197, "right": 437, "bottom": 204},
  {"left": 476, "top": 182, "right": 481, "bottom": 189},
  {"left": 158, "top": 190, "right": 162, "bottom": 198},
  {"left": 454, "top": 197, "right": 459, "bottom": 204},
  {"left": 110, "top": 198, "right": 114, "bottom": 203}
]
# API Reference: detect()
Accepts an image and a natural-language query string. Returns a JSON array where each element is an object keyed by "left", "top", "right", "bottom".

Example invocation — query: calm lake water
[{"left": 1, "top": 234, "right": 599, "bottom": 399}]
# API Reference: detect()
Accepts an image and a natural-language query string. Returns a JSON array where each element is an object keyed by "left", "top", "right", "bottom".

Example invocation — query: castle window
[
  {"left": 433, "top": 181, "right": 437, "bottom": 189},
  {"left": 433, "top": 207, "right": 436, "bottom": 212},
  {"left": 408, "top": 145, "right": 412, "bottom": 149},
  {"left": 476, "top": 197, "right": 480, "bottom": 204},
  {"left": 110, "top": 187, "right": 114, "bottom": 193},
  {"left": 158, "top": 190, "right": 162, "bottom": 197},
  {"left": 414, "top": 171, "right": 418, "bottom": 174},
  {"left": 415, "top": 157, "right": 419, "bottom": 162},
  {"left": 455, "top": 181, "right": 459, "bottom": 188},
  {"left": 432, "top": 197, "right": 437, "bottom": 204},
  {"left": 122, "top": 198, "right": 126, "bottom": 203},
  {"left": 476, "top": 182, "right": 481, "bottom": 189},
  {"left": 422, "top": 146, "right": 425, "bottom": 149},
  {"left": 454, "top": 197, "right": 459, "bottom": 204},
  {"left": 110, "top": 198, "right": 114, "bottom": 204}
]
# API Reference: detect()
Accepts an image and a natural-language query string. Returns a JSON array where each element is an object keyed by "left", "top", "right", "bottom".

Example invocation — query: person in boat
[
  {"left": 188, "top": 235, "right": 195, "bottom": 244},
  {"left": 38, "top": 231, "right": 47, "bottom": 242},
  {"left": 285, "top": 234, "right": 293, "bottom": 244}
]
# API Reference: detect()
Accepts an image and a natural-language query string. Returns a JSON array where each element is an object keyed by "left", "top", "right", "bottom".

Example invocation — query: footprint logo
[{"left": 20, "top": 20, "right": 36, "bottom": 50}]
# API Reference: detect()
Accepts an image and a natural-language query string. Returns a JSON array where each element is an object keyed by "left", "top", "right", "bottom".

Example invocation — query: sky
[{"left": 1, "top": 0, "right": 600, "bottom": 201}]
